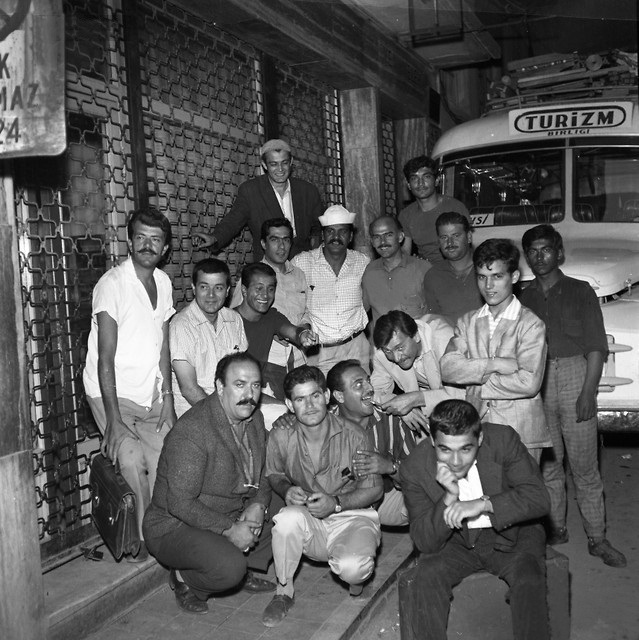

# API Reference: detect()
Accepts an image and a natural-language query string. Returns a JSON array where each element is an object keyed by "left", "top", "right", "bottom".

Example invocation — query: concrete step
[{"left": 44, "top": 545, "right": 167, "bottom": 640}]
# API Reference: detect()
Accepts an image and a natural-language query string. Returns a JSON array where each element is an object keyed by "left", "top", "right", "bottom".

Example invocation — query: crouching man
[
  {"left": 143, "top": 353, "right": 275, "bottom": 615},
  {"left": 262, "top": 365, "right": 383, "bottom": 627},
  {"left": 400, "top": 399, "right": 551, "bottom": 640}
]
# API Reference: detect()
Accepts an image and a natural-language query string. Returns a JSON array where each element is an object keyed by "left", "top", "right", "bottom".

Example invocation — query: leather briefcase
[{"left": 90, "top": 453, "right": 141, "bottom": 560}]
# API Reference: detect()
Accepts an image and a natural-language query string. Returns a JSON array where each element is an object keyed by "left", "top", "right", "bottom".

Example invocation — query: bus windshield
[{"left": 442, "top": 149, "right": 564, "bottom": 228}]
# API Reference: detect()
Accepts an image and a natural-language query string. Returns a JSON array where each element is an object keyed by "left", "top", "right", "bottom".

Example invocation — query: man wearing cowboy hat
[
  {"left": 291, "top": 204, "right": 370, "bottom": 374},
  {"left": 195, "top": 139, "right": 324, "bottom": 260}
]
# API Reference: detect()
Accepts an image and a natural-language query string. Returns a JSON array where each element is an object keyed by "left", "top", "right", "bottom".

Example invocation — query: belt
[{"left": 320, "top": 330, "right": 364, "bottom": 349}]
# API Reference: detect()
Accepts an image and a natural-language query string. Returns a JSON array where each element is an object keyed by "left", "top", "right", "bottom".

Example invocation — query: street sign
[{"left": 0, "top": 0, "right": 66, "bottom": 158}]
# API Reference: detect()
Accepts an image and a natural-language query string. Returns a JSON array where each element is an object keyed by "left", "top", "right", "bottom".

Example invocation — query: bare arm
[
  {"left": 96, "top": 311, "right": 138, "bottom": 460},
  {"left": 157, "top": 320, "right": 177, "bottom": 432},
  {"left": 276, "top": 320, "right": 318, "bottom": 349},
  {"left": 172, "top": 359, "right": 208, "bottom": 407}
]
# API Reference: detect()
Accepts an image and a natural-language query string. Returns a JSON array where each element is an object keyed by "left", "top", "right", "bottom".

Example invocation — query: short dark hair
[
  {"left": 283, "top": 365, "right": 326, "bottom": 400},
  {"left": 403, "top": 155, "right": 437, "bottom": 182},
  {"left": 373, "top": 310, "right": 418, "bottom": 349},
  {"left": 215, "top": 351, "right": 261, "bottom": 386},
  {"left": 521, "top": 224, "right": 564, "bottom": 253},
  {"left": 127, "top": 207, "right": 172, "bottom": 246},
  {"left": 240, "top": 262, "right": 277, "bottom": 289},
  {"left": 326, "top": 359, "right": 362, "bottom": 397},
  {"left": 369, "top": 215, "right": 402, "bottom": 234},
  {"left": 429, "top": 399, "right": 482, "bottom": 439},
  {"left": 192, "top": 258, "right": 230, "bottom": 287},
  {"left": 261, "top": 217, "right": 293, "bottom": 242},
  {"left": 436, "top": 211, "right": 471, "bottom": 234},
  {"left": 473, "top": 238, "right": 520, "bottom": 274}
]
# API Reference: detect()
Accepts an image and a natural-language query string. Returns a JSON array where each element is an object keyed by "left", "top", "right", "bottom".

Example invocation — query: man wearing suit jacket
[
  {"left": 440, "top": 238, "right": 551, "bottom": 459},
  {"left": 400, "top": 399, "right": 551, "bottom": 640},
  {"left": 143, "top": 352, "right": 275, "bottom": 615},
  {"left": 197, "top": 139, "right": 324, "bottom": 260}
]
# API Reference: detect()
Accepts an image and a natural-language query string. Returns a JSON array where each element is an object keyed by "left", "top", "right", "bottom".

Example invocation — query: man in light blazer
[
  {"left": 440, "top": 239, "right": 551, "bottom": 460},
  {"left": 196, "top": 139, "right": 323, "bottom": 259}
]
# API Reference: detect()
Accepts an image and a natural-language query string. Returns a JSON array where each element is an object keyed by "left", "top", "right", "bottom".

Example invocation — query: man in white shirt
[
  {"left": 292, "top": 205, "right": 370, "bottom": 374},
  {"left": 83, "top": 207, "right": 176, "bottom": 560},
  {"left": 400, "top": 399, "right": 551, "bottom": 640},
  {"left": 170, "top": 258, "right": 248, "bottom": 417}
]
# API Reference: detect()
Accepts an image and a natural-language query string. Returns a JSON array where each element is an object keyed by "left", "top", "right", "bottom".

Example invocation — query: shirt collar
[
  {"left": 477, "top": 295, "right": 521, "bottom": 320},
  {"left": 262, "top": 256, "right": 294, "bottom": 275}
]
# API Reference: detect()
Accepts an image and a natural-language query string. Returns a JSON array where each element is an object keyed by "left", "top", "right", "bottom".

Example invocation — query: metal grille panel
[
  {"left": 14, "top": 0, "right": 344, "bottom": 566},
  {"left": 381, "top": 118, "right": 397, "bottom": 215}
]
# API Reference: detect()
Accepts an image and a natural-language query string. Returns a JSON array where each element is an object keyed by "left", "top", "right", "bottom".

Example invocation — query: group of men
[{"left": 82, "top": 138, "right": 625, "bottom": 639}]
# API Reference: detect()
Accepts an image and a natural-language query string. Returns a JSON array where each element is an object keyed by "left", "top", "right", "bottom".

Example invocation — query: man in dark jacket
[
  {"left": 196, "top": 139, "right": 323, "bottom": 259},
  {"left": 143, "top": 352, "right": 275, "bottom": 615},
  {"left": 400, "top": 399, "right": 551, "bottom": 640}
]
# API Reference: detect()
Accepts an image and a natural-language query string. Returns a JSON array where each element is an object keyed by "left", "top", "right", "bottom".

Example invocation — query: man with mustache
[
  {"left": 194, "top": 139, "right": 323, "bottom": 260},
  {"left": 143, "top": 352, "right": 276, "bottom": 615},
  {"left": 362, "top": 215, "right": 431, "bottom": 326},
  {"left": 423, "top": 212, "right": 483, "bottom": 324},
  {"left": 262, "top": 365, "right": 383, "bottom": 627},
  {"left": 83, "top": 207, "right": 176, "bottom": 561},
  {"left": 291, "top": 205, "right": 370, "bottom": 374}
]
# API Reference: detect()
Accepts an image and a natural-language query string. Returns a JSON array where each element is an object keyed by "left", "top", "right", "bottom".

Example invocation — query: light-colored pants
[
  {"left": 378, "top": 487, "right": 409, "bottom": 526},
  {"left": 87, "top": 395, "right": 168, "bottom": 539},
  {"left": 307, "top": 333, "right": 370, "bottom": 376},
  {"left": 271, "top": 505, "right": 381, "bottom": 596}
]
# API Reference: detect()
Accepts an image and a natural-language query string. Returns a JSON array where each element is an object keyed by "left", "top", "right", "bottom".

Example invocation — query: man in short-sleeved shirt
[
  {"left": 362, "top": 215, "right": 431, "bottom": 326},
  {"left": 170, "top": 258, "right": 247, "bottom": 417},
  {"left": 423, "top": 211, "right": 482, "bottom": 324},
  {"left": 399, "top": 155, "right": 469, "bottom": 263},
  {"left": 262, "top": 365, "right": 383, "bottom": 627},
  {"left": 292, "top": 205, "right": 370, "bottom": 375},
  {"left": 520, "top": 224, "right": 625, "bottom": 567},
  {"left": 234, "top": 262, "right": 317, "bottom": 400},
  {"left": 83, "top": 207, "right": 175, "bottom": 556}
]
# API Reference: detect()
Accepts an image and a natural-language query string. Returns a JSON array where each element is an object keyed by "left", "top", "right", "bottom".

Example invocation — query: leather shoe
[
  {"left": 243, "top": 571, "right": 276, "bottom": 593},
  {"left": 547, "top": 526, "right": 569, "bottom": 546},
  {"left": 262, "top": 594, "right": 294, "bottom": 627},
  {"left": 588, "top": 538, "right": 627, "bottom": 568},
  {"left": 126, "top": 542, "right": 149, "bottom": 563},
  {"left": 169, "top": 569, "right": 208, "bottom": 614}
]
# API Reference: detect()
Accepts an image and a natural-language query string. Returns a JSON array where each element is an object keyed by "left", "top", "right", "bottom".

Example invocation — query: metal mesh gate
[{"left": 14, "top": 0, "right": 343, "bottom": 567}]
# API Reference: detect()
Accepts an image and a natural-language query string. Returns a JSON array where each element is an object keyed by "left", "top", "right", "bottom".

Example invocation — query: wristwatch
[{"left": 333, "top": 495, "right": 343, "bottom": 513}]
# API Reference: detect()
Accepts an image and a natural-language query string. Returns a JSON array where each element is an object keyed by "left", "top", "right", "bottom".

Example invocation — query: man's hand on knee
[
  {"left": 223, "top": 520, "right": 260, "bottom": 551},
  {"left": 306, "top": 492, "right": 336, "bottom": 519},
  {"left": 102, "top": 418, "right": 139, "bottom": 462}
]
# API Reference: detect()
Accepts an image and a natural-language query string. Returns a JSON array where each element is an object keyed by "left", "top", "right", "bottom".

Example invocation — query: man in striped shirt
[{"left": 327, "top": 359, "right": 420, "bottom": 526}]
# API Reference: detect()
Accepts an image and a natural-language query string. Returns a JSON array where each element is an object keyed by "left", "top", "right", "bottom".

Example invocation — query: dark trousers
[
  {"left": 146, "top": 493, "right": 283, "bottom": 600},
  {"left": 408, "top": 531, "right": 550, "bottom": 640}
]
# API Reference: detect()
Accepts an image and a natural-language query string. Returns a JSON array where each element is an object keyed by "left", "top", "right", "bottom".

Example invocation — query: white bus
[{"left": 432, "top": 83, "right": 639, "bottom": 430}]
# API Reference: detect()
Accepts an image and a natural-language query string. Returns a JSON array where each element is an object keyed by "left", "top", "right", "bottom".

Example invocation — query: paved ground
[{"left": 80, "top": 434, "right": 639, "bottom": 640}]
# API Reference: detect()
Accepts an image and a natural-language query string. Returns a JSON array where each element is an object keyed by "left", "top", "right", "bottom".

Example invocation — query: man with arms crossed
[
  {"left": 400, "top": 399, "right": 551, "bottom": 640},
  {"left": 170, "top": 258, "right": 247, "bottom": 417},
  {"left": 520, "top": 224, "right": 625, "bottom": 567},
  {"left": 262, "top": 365, "right": 383, "bottom": 627},
  {"left": 83, "top": 207, "right": 176, "bottom": 561}
]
